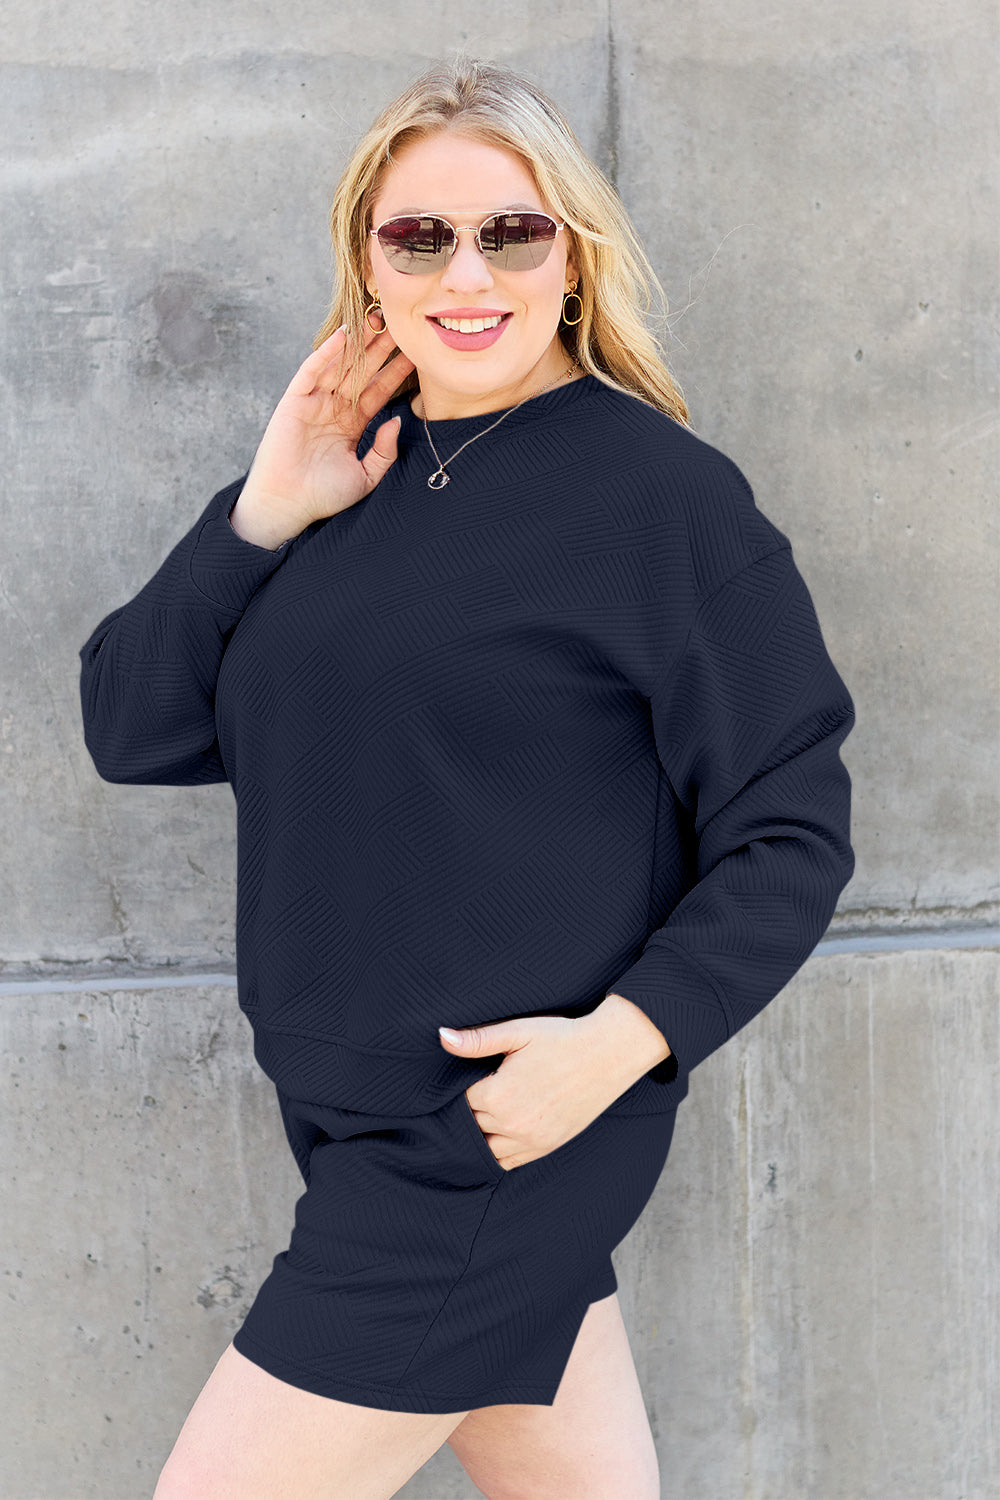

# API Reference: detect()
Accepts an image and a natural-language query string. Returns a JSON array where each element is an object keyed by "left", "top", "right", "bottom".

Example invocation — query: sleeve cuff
[
  {"left": 187, "top": 480, "right": 291, "bottom": 613},
  {"left": 607, "top": 937, "right": 734, "bottom": 1085}
]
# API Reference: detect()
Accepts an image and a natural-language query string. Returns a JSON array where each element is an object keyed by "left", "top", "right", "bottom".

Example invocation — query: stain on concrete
[
  {"left": 187, "top": 1022, "right": 223, "bottom": 1068},
  {"left": 152, "top": 273, "right": 222, "bottom": 367},
  {"left": 197, "top": 1265, "right": 244, "bottom": 1310}
]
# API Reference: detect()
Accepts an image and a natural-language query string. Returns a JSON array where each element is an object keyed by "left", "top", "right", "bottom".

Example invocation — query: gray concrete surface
[{"left": 2, "top": 1, "right": 997, "bottom": 1496}]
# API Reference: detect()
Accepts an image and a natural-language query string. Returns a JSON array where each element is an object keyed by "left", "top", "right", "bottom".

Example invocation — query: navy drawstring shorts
[{"left": 231, "top": 1086, "right": 678, "bottom": 1413}]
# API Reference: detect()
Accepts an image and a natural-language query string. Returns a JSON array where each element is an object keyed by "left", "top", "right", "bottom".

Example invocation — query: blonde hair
[{"left": 316, "top": 56, "right": 689, "bottom": 426}]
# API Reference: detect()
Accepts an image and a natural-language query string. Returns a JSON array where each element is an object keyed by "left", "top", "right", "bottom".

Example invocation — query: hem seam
[{"left": 232, "top": 1325, "right": 555, "bottom": 1406}]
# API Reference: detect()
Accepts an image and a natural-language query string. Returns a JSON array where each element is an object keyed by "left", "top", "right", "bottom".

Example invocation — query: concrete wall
[{"left": 2, "top": 2, "right": 996, "bottom": 1496}]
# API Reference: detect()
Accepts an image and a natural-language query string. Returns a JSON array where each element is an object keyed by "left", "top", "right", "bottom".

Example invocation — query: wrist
[
  {"left": 580, "top": 992, "right": 673, "bottom": 1091},
  {"left": 228, "top": 489, "right": 301, "bottom": 551}
]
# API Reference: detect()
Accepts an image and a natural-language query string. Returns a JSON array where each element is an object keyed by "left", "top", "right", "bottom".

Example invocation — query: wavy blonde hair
[{"left": 315, "top": 56, "right": 689, "bottom": 426}]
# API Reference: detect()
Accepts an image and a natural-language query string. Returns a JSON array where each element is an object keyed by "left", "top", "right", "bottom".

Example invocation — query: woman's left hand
[{"left": 439, "top": 998, "right": 670, "bottom": 1171}]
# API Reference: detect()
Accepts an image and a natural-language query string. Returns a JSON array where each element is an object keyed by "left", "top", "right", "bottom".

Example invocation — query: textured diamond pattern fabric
[
  {"left": 229, "top": 1087, "right": 675, "bottom": 1411},
  {"left": 79, "top": 375, "right": 855, "bottom": 1118}
]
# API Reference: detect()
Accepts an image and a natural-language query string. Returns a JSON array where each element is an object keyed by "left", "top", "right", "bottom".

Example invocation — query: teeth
[{"left": 436, "top": 315, "right": 505, "bottom": 333}]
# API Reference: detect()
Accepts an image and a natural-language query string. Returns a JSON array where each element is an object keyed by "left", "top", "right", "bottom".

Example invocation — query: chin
[
  {"left": 445, "top": 349, "right": 535, "bottom": 382},
  {"left": 431, "top": 359, "right": 512, "bottom": 392}
]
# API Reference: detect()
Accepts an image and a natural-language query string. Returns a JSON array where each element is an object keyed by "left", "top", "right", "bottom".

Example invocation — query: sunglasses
[{"left": 370, "top": 210, "right": 565, "bottom": 275}]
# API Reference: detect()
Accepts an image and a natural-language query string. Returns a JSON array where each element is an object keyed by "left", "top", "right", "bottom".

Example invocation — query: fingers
[
  {"left": 360, "top": 415, "right": 403, "bottom": 489},
  {"left": 285, "top": 324, "right": 416, "bottom": 464},
  {"left": 297, "top": 322, "right": 403, "bottom": 400},
  {"left": 286, "top": 325, "right": 349, "bottom": 396},
  {"left": 354, "top": 347, "right": 417, "bottom": 424},
  {"left": 357, "top": 320, "right": 406, "bottom": 385}
]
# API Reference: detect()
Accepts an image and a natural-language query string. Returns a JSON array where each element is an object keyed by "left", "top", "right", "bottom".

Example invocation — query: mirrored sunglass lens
[
  {"left": 480, "top": 213, "right": 557, "bottom": 269},
  {"left": 377, "top": 216, "right": 454, "bottom": 273}
]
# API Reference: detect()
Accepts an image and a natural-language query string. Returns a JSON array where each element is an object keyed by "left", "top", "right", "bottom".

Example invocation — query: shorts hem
[{"left": 231, "top": 1326, "right": 560, "bottom": 1414}]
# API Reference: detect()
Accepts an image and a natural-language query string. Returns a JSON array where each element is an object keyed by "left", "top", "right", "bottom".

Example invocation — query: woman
[{"left": 80, "top": 57, "right": 854, "bottom": 1500}]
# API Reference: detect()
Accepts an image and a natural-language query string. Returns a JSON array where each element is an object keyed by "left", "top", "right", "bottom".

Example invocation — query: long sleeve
[
  {"left": 608, "top": 542, "right": 855, "bottom": 1091},
  {"left": 79, "top": 477, "right": 291, "bottom": 785}
]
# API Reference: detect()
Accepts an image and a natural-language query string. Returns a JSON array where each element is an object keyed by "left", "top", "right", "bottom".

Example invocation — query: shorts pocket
[
  {"left": 457, "top": 1092, "right": 613, "bottom": 1183},
  {"left": 457, "top": 1090, "right": 505, "bottom": 1183}
]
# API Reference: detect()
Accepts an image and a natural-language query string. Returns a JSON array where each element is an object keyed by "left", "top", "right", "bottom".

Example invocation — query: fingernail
[{"left": 439, "top": 1027, "right": 464, "bottom": 1045}]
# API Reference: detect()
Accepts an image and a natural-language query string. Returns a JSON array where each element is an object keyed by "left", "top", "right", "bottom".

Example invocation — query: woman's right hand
[{"left": 228, "top": 321, "right": 416, "bottom": 550}]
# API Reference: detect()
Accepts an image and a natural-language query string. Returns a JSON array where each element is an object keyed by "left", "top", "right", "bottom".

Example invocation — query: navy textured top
[{"left": 79, "top": 374, "right": 855, "bottom": 1117}]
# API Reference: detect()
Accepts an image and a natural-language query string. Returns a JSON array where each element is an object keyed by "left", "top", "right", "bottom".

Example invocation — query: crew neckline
[{"left": 394, "top": 372, "right": 602, "bottom": 442}]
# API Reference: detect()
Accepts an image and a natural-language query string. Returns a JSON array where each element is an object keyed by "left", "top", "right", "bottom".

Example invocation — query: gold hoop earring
[
  {"left": 365, "top": 290, "right": 384, "bottom": 330},
  {"left": 561, "top": 282, "right": 584, "bottom": 326}
]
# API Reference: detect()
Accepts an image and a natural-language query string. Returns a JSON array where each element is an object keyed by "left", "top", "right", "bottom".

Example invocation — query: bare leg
[
  {"left": 447, "top": 1292, "right": 660, "bottom": 1500},
  {"left": 152, "top": 1342, "right": 469, "bottom": 1500}
]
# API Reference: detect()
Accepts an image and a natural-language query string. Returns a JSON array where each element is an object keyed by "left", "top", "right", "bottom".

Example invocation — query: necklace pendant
[{"left": 428, "top": 469, "right": 450, "bottom": 489}]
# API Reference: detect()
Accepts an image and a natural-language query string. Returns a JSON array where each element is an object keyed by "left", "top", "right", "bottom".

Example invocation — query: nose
[{"left": 439, "top": 227, "right": 495, "bottom": 294}]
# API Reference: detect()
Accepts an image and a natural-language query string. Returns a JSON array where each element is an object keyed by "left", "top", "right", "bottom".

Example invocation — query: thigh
[
  {"left": 153, "top": 1342, "right": 468, "bottom": 1500},
  {"left": 447, "top": 1292, "right": 660, "bottom": 1500}
]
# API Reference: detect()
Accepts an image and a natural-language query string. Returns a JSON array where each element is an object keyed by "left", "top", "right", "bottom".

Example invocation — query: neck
[{"left": 411, "top": 356, "right": 580, "bottom": 422}]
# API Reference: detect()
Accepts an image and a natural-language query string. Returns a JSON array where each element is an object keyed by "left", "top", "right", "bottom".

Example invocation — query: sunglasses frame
[{"left": 370, "top": 209, "right": 566, "bottom": 275}]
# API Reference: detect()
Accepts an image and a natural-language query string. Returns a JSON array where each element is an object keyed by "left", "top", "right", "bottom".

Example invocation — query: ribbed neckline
[{"left": 393, "top": 373, "right": 603, "bottom": 447}]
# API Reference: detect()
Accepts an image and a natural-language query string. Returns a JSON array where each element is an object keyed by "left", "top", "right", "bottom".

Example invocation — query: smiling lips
[{"left": 428, "top": 309, "right": 512, "bottom": 351}]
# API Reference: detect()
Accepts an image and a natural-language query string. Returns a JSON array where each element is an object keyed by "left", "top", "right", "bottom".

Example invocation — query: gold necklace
[{"left": 420, "top": 362, "right": 580, "bottom": 489}]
